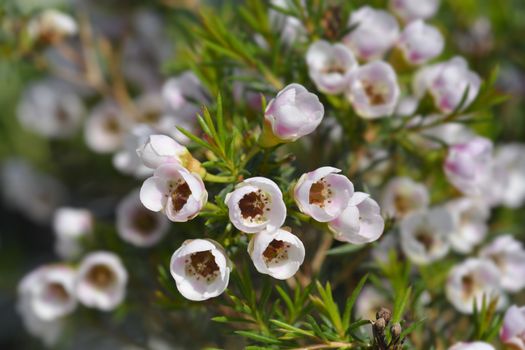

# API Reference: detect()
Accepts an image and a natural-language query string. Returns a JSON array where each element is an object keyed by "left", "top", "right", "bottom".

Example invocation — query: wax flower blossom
[
  {"left": 84, "top": 101, "right": 128, "bottom": 154},
  {"left": 294, "top": 167, "right": 354, "bottom": 222},
  {"left": 343, "top": 6, "right": 400, "bottom": 61},
  {"left": 347, "top": 61, "right": 400, "bottom": 119},
  {"left": 500, "top": 305, "right": 525, "bottom": 350},
  {"left": 446, "top": 258, "right": 505, "bottom": 314},
  {"left": 75, "top": 251, "right": 128, "bottom": 311},
  {"left": 389, "top": 0, "right": 440, "bottom": 22},
  {"left": 27, "top": 9, "right": 78, "bottom": 43},
  {"left": 113, "top": 124, "right": 154, "bottom": 179},
  {"left": 400, "top": 207, "right": 453, "bottom": 265},
  {"left": 53, "top": 207, "right": 93, "bottom": 259},
  {"left": 446, "top": 198, "right": 489, "bottom": 254},
  {"left": 448, "top": 342, "right": 495, "bottom": 350},
  {"left": 170, "top": 239, "right": 231, "bottom": 301},
  {"left": 261, "top": 84, "right": 324, "bottom": 146},
  {"left": 306, "top": 40, "right": 358, "bottom": 94},
  {"left": 479, "top": 235, "right": 525, "bottom": 292},
  {"left": 137, "top": 134, "right": 199, "bottom": 172},
  {"left": 381, "top": 177, "right": 429, "bottom": 218},
  {"left": 269, "top": 0, "right": 306, "bottom": 45},
  {"left": 444, "top": 136, "right": 493, "bottom": 196},
  {"left": 490, "top": 143, "right": 525, "bottom": 208},
  {"left": 117, "top": 189, "right": 169, "bottom": 248},
  {"left": 413, "top": 56, "right": 481, "bottom": 114},
  {"left": 140, "top": 163, "right": 207, "bottom": 222},
  {"left": 162, "top": 71, "right": 208, "bottom": 112},
  {"left": 248, "top": 228, "right": 305, "bottom": 280},
  {"left": 328, "top": 192, "right": 385, "bottom": 244},
  {"left": 225, "top": 177, "right": 286, "bottom": 233},
  {"left": 398, "top": 20, "right": 444, "bottom": 65}
]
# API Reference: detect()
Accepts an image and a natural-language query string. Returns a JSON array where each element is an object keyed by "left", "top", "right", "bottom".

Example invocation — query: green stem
[
  {"left": 204, "top": 201, "right": 221, "bottom": 212},
  {"left": 203, "top": 173, "right": 236, "bottom": 183}
]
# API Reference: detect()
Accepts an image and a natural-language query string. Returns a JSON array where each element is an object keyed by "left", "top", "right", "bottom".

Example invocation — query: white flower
[
  {"left": 162, "top": 71, "right": 208, "bottom": 112},
  {"left": 413, "top": 56, "right": 481, "bottom": 114},
  {"left": 329, "top": 192, "right": 385, "bottom": 244},
  {"left": 225, "top": 177, "right": 286, "bottom": 233},
  {"left": 117, "top": 189, "right": 169, "bottom": 247},
  {"left": 479, "top": 235, "right": 525, "bottom": 293},
  {"left": 448, "top": 342, "right": 495, "bottom": 350},
  {"left": 170, "top": 239, "right": 231, "bottom": 301},
  {"left": 444, "top": 136, "right": 493, "bottom": 196},
  {"left": 389, "top": 0, "right": 440, "bottom": 22},
  {"left": 490, "top": 143, "right": 525, "bottom": 208},
  {"left": 75, "top": 251, "right": 128, "bottom": 311},
  {"left": 53, "top": 207, "right": 93, "bottom": 259},
  {"left": 113, "top": 125, "right": 155, "bottom": 179},
  {"left": 294, "top": 167, "right": 354, "bottom": 222},
  {"left": 395, "top": 96, "right": 419, "bottom": 117},
  {"left": 347, "top": 61, "right": 400, "bottom": 119},
  {"left": 500, "top": 305, "right": 525, "bottom": 350},
  {"left": 446, "top": 198, "right": 489, "bottom": 254},
  {"left": 27, "top": 9, "right": 77, "bottom": 42},
  {"left": 343, "top": 6, "right": 400, "bottom": 61},
  {"left": 17, "top": 296, "right": 64, "bottom": 347},
  {"left": 269, "top": 0, "right": 306, "bottom": 45},
  {"left": 398, "top": 20, "right": 444, "bottom": 65},
  {"left": 84, "top": 101, "right": 128, "bottom": 154},
  {"left": 140, "top": 163, "right": 207, "bottom": 222},
  {"left": 136, "top": 134, "right": 189, "bottom": 169},
  {"left": 418, "top": 120, "right": 476, "bottom": 149},
  {"left": 17, "top": 79, "right": 85, "bottom": 139},
  {"left": 400, "top": 207, "right": 453, "bottom": 265},
  {"left": 18, "top": 265, "right": 77, "bottom": 321},
  {"left": 355, "top": 286, "right": 390, "bottom": 321},
  {"left": 306, "top": 40, "right": 358, "bottom": 94},
  {"left": 248, "top": 228, "right": 305, "bottom": 280},
  {"left": 381, "top": 177, "right": 429, "bottom": 218},
  {"left": 263, "top": 84, "right": 324, "bottom": 144},
  {"left": 446, "top": 258, "right": 506, "bottom": 314}
]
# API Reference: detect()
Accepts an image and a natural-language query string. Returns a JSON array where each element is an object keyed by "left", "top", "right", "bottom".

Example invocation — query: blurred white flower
[
  {"left": 329, "top": 192, "right": 385, "bottom": 244},
  {"left": 381, "top": 177, "right": 429, "bottom": 218},
  {"left": 84, "top": 101, "right": 128, "bottom": 154},
  {"left": 113, "top": 124, "right": 155, "bottom": 179},
  {"left": 263, "top": 84, "right": 324, "bottom": 144},
  {"left": 170, "top": 239, "right": 231, "bottom": 301},
  {"left": 446, "top": 198, "right": 489, "bottom": 254},
  {"left": 27, "top": 9, "right": 77, "bottom": 43},
  {"left": 1, "top": 159, "right": 66, "bottom": 224},
  {"left": 413, "top": 56, "right": 481, "bottom": 114},
  {"left": 446, "top": 258, "right": 505, "bottom": 314},
  {"left": 444, "top": 136, "right": 493, "bottom": 196},
  {"left": 490, "top": 143, "right": 525, "bottom": 208},
  {"left": 136, "top": 134, "right": 189, "bottom": 169},
  {"left": 398, "top": 20, "right": 444, "bottom": 65},
  {"left": 418, "top": 120, "right": 476, "bottom": 149},
  {"left": 17, "top": 79, "right": 85, "bottom": 139},
  {"left": 75, "top": 251, "right": 128, "bottom": 311},
  {"left": 448, "top": 342, "right": 495, "bottom": 350},
  {"left": 225, "top": 177, "right": 286, "bottom": 233},
  {"left": 343, "top": 6, "right": 399, "bottom": 61},
  {"left": 162, "top": 71, "right": 208, "bottom": 112},
  {"left": 389, "top": 0, "right": 440, "bottom": 22},
  {"left": 306, "top": 40, "right": 358, "bottom": 94},
  {"left": 248, "top": 228, "right": 305, "bottom": 280},
  {"left": 479, "top": 235, "right": 525, "bottom": 293},
  {"left": 140, "top": 163, "right": 207, "bottom": 222},
  {"left": 355, "top": 286, "right": 389, "bottom": 321},
  {"left": 117, "top": 189, "right": 169, "bottom": 247},
  {"left": 347, "top": 61, "right": 400, "bottom": 119},
  {"left": 269, "top": 0, "right": 306, "bottom": 45},
  {"left": 395, "top": 96, "right": 419, "bottom": 117},
  {"left": 294, "top": 167, "right": 354, "bottom": 222},
  {"left": 500, "top": 305, "right": 525, "bottom": 350},
  {"left": 400, "top": 207, "right": 453, "bottom": 265},
  {"left": 53, "top": 207, "right": 93, "bottom": 259}
]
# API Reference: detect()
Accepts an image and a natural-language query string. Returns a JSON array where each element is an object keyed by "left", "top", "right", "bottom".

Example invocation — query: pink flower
[
  {"left": 398, "top": 20, "right": 444, "bottom": 65},
  {"left": 390, "top": 0, "right": 440, "bottom": 22},
  {"left": 500, "top": 305, "right": 525, "bottom": 350}
]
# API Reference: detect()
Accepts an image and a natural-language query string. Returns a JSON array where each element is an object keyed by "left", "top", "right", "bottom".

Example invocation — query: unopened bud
[
  {"left": 374, "top": 317, "right": 386, "bottom": 330},
  {"left": 376, "top": 307, "right": 392, "bottom": 323},
  {"left": 391, "top": 322, "right": 402, "bottom": 338}
]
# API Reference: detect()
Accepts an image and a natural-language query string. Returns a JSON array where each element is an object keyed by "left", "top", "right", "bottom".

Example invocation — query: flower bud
[
  {"left": 500, "top": 305, "right": 525, "bottom": 350},
  {"left": 306, "top": 40, "right": 358, "bottom": 94},
  {"left": 376, "top": 307, "right": 392, "bottom": 324},
  {"left": 294, "top": 167, "right": 354, "bottom": 222},
  {"left": 398, "top": 20, "right": 444, "bottom": 65},
  {"left": 75, "top": 251, "right": 128, "bottom": 311},
  {"left": 390, "top": 0, "right": 440, "bottom": 22},
  {"left": 140, "top": 163, "right": 207, "bottom": 222},
  {"left": 261, "top": 84, "right": 324, "bottom": 146},
  {"left": 343, "top": 6, "right": 400, "bottom": 61},
  {"left": 136, "top": 134, "right": 189, "bottom": 169},
  {"left": 347, "top": 61, "right": 400, "bottom": 119},
  {"left": 248, "top": 228, "right": 305, "bottom": 280},
  {"left": 170, "top": 239, "right": 231, "bottom": 301},
  {"left": 225, "top": 177, "right": 286, "bottom": 233}
]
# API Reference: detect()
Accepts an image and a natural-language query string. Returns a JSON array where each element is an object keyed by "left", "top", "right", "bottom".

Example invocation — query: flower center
[
  {"left": 104, "top": 116, "right": 120, "bottom": 133},
  {"left": 185, "top": 250, "right": 220, "bottom": 283},
  {"left": 142, "top": 110, "right": 161, "bottom": 124},
  {"left": 239, "top": 190, "right": 269, "bottom": 222},
  {"left": 263, "top": 239, "right": 291, "bottom": 266},
  {"left": 363, "top": 81, "right": 387, "bottom": 106},
  {"left": 393, "top": 193, "right": 411, "bottom": 216},
  {"left": 322, "top": 63, "right": 346, "bottom": 75},
  {"left": 47, "top": 282, "right": 69, "bottom": 302},
  {"left": 461, "top": 274, "right": 477, "bottom": 299},
  {"left": 132, "top": 209, "right": 158, "bottom": 235},
  {"left": 309, "top": 179, "right": 332, "bottom": 208},
  {"left": 415, "top": 229, "right": 434, "bottom": 252},
  {"left": 170, "top": 181, "right": 191, "bottom": 212},
  {"left": 87, "top": 264, "right": 115, "bottom": 289}
]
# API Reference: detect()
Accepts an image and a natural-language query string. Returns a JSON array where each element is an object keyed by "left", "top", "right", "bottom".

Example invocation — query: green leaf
[
  {"left": 326, "top": 243, "right": 365, "bottom": 256},
  {"left": 234, "top": 331, "right": 281, "bottom": 345},
  {"left": 343, "top": 274, "right": 369, "bottom": 330}
]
